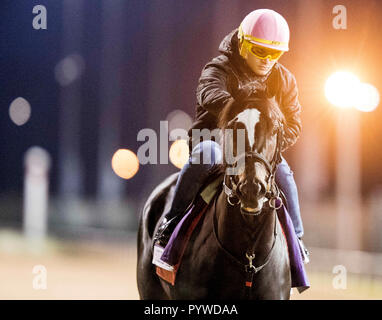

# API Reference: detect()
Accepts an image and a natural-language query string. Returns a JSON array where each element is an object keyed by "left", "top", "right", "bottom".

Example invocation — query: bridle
[
  {"left": 222, "top": 124, "right": 284, "bottom": 215},
  {"left": 216, "top": 116, "right": 285, "bottom": 297}
]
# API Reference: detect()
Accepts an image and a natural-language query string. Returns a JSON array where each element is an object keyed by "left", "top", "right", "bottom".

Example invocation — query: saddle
[{"left": 153, "top": 163, "right": 290, "bottom": 267}]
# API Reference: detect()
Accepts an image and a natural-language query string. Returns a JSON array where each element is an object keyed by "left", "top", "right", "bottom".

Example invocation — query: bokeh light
[
  {"left": 111, "top": 149, "right": 139, "bottom": 179},
  {"left": 9, "top": 97, "right": 31, "bottom": 126},
  {"left": 325, "top": 71, "right": 361, "bottom": 108},
  {"left": 55, "top": 54, "right": 85, "bottom": 87},
  {"left": 354, "top": 83, "right": 380, "bottom": 112},
  {"left": 169, "top": 139, "right": 189, "bottom": 169},
  {"left": 166, "top": 110, "right": 192, "bottom": 140}
]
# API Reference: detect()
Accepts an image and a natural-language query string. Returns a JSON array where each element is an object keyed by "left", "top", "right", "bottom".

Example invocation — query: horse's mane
[{"left": 217, "top": 90, "right": 285, "bottom": 132}]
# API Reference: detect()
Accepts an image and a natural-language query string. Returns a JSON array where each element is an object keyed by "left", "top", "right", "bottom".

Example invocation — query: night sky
[{"left": 1, "top": 0, "right": 381, "bottom": 202}]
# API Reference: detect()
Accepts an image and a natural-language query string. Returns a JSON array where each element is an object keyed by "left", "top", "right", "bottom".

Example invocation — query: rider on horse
[{"left": 154, "top": 8, "right": 309, "bottom": 262}]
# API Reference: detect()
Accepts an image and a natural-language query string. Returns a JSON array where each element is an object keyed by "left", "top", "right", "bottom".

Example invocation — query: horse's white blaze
[{"left": 236, "top": 109, "right": 261, "bottom": 149}]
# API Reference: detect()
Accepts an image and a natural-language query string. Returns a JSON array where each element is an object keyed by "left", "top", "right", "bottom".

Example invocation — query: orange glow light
[
  {"left": 111, "top": 149, "right": 139, "bottom": 179},
  {"left": 354, "top": 83, "right": 380, "bottom": 112},
  {"left": 169, "top": 139, "right": 189, "bottom": 169},
  {"left": 325, "top": 71, "right": 361, "bottom": 109}
]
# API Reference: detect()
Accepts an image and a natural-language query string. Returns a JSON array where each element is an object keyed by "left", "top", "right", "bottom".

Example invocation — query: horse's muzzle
[{"left": 240, "top": 196, "right": 267, "bottom": 216}]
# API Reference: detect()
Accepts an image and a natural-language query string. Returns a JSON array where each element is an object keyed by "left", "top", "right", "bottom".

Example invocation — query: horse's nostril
[
  {"left": 238, "top": 180, "right": 247, "bottom": 194},
  {"left": 253, "top": 179, "right": 265, "bottom": 194},
  {"left": 250, "top": 183, "right": 260, "bottom": 196},
  {"left": 239, "top": 181, "right": 262, "bottom": 199},
  {"left": 236, "top": 184, "right": 243, "bottom": 197}
]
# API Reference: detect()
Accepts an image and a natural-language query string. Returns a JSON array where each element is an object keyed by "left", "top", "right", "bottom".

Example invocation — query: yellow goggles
[{"left": 242, "top": 40, "right": 284, "bottom": 61}]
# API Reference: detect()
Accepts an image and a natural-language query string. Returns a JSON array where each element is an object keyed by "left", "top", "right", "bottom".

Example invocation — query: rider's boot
[{"left": 153, "top": 164, "right": 207, "bottom": 247}]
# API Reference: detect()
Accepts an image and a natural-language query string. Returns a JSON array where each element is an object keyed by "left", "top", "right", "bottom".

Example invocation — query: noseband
[{"left": 223, "top": 128, "right": 283, "bottom": 215}]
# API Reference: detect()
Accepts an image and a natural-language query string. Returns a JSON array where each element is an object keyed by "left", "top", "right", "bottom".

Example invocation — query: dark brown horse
[{"left": 137, "top": 93, "right": 291, "bottom": 299}]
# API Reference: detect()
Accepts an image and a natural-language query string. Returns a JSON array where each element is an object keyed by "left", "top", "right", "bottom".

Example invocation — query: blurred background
[{"left": 1, "top": 0, "right": 382, "bottom": 299}]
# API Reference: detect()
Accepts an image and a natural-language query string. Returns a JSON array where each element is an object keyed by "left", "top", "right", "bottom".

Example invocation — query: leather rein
[{"left": 212, "top": 190, "right": 279, "bottom": 297}]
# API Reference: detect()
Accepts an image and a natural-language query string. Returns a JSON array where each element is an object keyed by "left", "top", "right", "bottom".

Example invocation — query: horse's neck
[{"left": 215, "top": 191, "right": 277, "bottom": 263}]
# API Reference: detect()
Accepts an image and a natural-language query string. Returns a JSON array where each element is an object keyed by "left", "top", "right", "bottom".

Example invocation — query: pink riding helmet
[{"left": 239, "top": 9, "right": 290, "bottom": 52}]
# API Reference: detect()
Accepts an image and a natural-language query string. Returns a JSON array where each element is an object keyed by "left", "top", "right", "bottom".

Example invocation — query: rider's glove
[{"left": 236, "top": 80, "right": 266, "bottom": 102}]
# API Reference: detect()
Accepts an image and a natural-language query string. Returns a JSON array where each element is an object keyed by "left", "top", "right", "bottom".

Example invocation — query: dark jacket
[{"left": 188, "top": 29, "right": 302, "bottom": 153}]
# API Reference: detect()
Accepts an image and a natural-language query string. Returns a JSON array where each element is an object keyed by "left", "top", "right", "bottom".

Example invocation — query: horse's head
[{"left": 218, "top": 92, "right": 285, "bottom": 215}]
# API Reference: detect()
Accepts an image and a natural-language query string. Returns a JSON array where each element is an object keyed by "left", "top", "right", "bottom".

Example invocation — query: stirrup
[
  {"left": 154, "top": 216, "right": 180, "bottom": 246},
  {"left": 298, "top": 238, "right": 310, "bottom": 264}
]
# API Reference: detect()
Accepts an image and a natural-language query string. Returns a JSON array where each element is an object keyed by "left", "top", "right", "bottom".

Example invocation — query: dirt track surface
[
  {"left": 1, "top": 232, "right": 381, "bottom": 300},
  {"left": 0, "top": 234, "right": 139, "bottom": 300}
]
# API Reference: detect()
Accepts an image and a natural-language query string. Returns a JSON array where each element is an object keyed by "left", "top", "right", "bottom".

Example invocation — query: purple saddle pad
[{"left": 277, "top": 202, "right": 310, "bottom": 293}]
